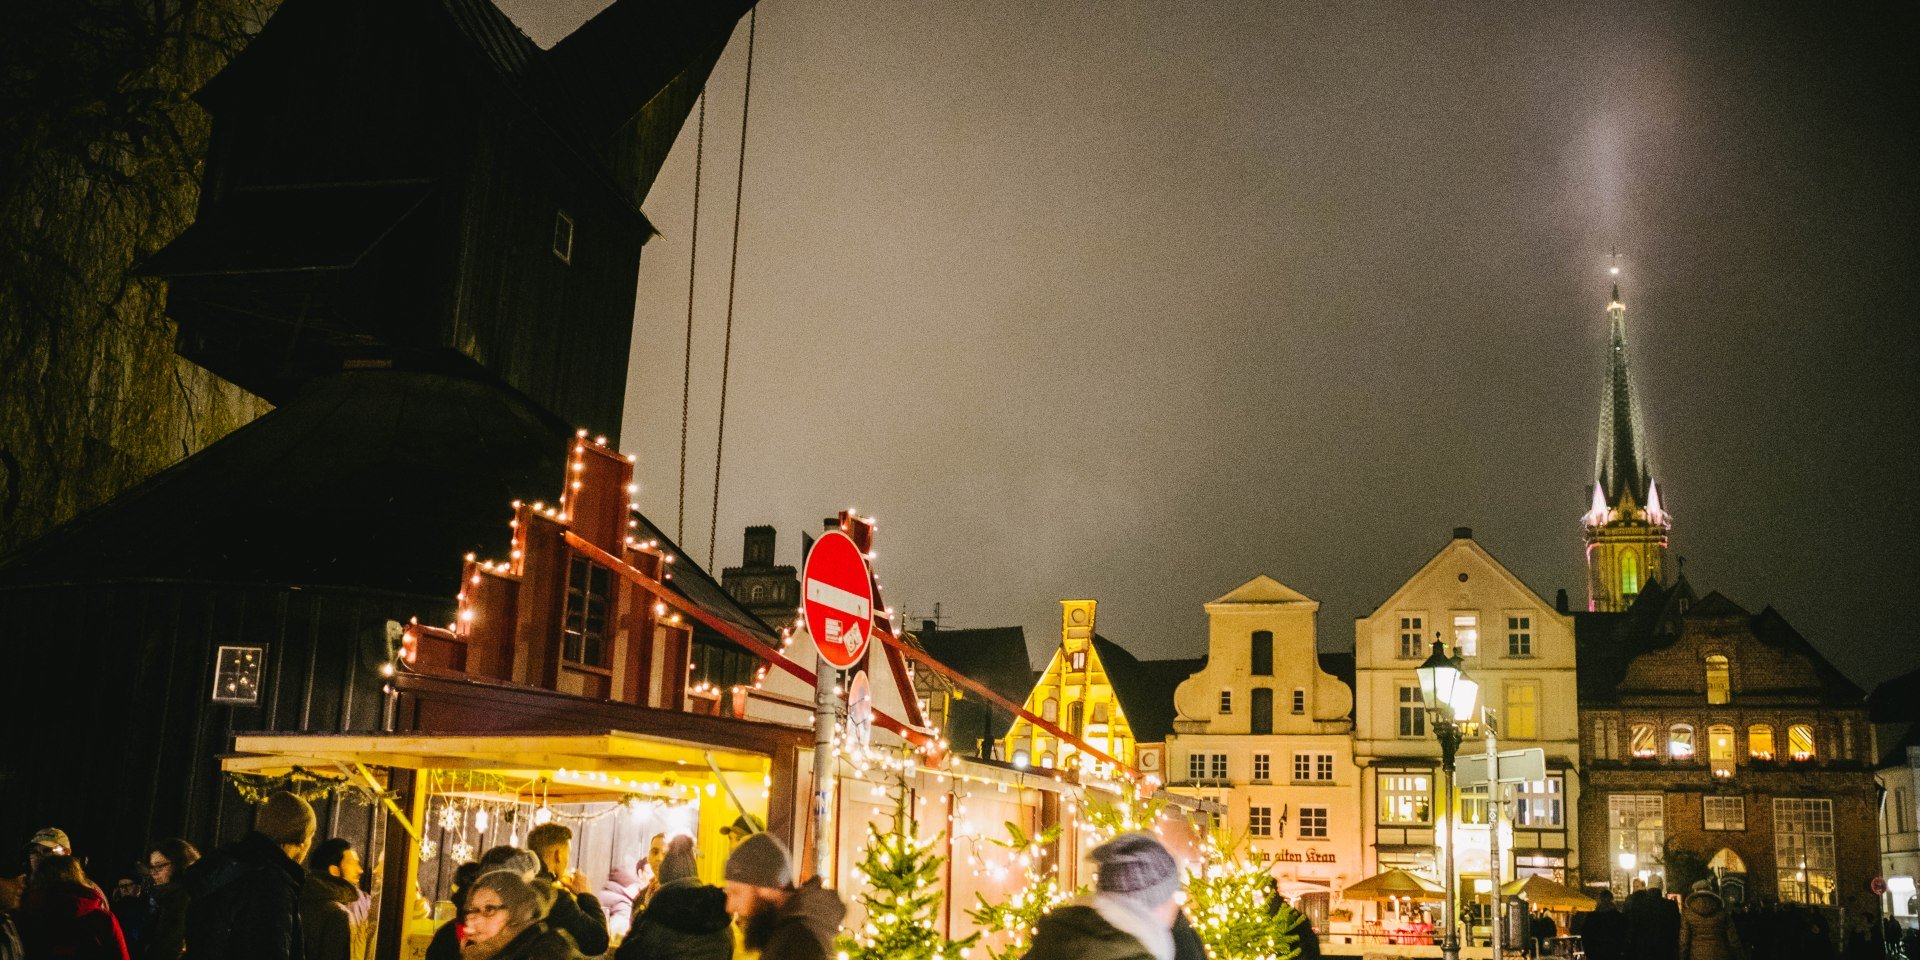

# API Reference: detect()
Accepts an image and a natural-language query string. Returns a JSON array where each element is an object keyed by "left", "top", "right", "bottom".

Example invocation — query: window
[
  {"left": 1452, "top": 614, "right": 1479, "bottom": 656},
  {"left": 1706, "top": 655, "right": 1730, "bottom": 704},
  {"left": 750, "top": 584, "right": 765, "bottom": 602},
  {"left": 1505, "top": 682, "right": 1540, "bottom": 740},
  {"left": 1507, "top": 615, "right": 1533, "bottom": 656},
  {"left": 1789, "top": 724, "right": 1817, "bottom": 761},
  {"left": 1668, "top": 723, "right": 1695, "bottom": 760},
  {"left": 1621, "top": 551, "right": 1640, "bottom": 599},
  {"left": 1398, "top": 616, "right": 1425, "bottom": 659},
  {"left": 1708, "top": 724, "right": 1736, "bottom": 777},
  {"left": 1515, "top": 777, "right": 1565, "bottom": 827},
  {"left": 1188, "top": 753, "right": 1227, "bottom": 782},
  {"left": 562, "top": 556, "right": 612, "bottom": 667},
  {"left": 1189, "top": 753, "right": 1208, "bottom": 781},
  {"left": 1252, "top": 631, "right": 1273, "bottom": 676},
  {"left": 1299, "top": 806, "right": 1328, "bottom": 839},
  {"left": 1775, "top": 799, "right": 1835, "bottom": 904},
  {"left": 1607, "top": 794, "right": 1666, "bottom": 896},
  {"left": 1069, "top": 649, "right": 1086, "bottom": 670},
  {"left": 1210, "top": 753, "right": 1228, "bottom": 780},
  {"left": 1459, "top": 784, "right": 1488, "bottom": 824},
  {"left": 1068, "top": 701, "right": 1084, "bottom": 736},
  {"left": 1252, "top": 753, "right": 1271, "bottom": 783},
  {"left": 1749, "top": 725, "right": 1776, "bottom": 760},
  {"left": 1250, "top": 806, "right": 1273, "bottom": 837},
  {"left": 1040, "top": 752, "right": 1055, "bottom": 769},
  {"left": 1093, "top": 703, "right": 1109, "bottom": 724},
  {"left": 552, "top": 210, "right": 574, "bottom": 263},
  {"left": 211, "top": 645, "right": 265, "bottom": 704},
  {"left": 1704, "top": 796, "right": 1745, "bottom": 831},
  {"left": 1293, "top": 752, "right": 1334, "bottom": 783},
  {"left": 1219, "top": 690, "right": 1233, "bottom": 714},
  {"left": 1398, "top": 685, "right": 1426, "bottom": 738},
  {"left": 1379, "top": 772, "right": 1433, "bottom": 825},
  {"left": 1292, "top": 688, "right": 1306, "bottom": 715},
  {"left": 1629, "top": 723, "right": 1657, "bottom": 758},
  {"left": 1042, "top": 698, "right": 1058, "bottom": 722},
  {"left": 1251, "top": 688, "right": 1273, "bottom": 734}
]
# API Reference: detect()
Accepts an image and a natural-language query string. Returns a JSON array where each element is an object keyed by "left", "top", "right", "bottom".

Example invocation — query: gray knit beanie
[
  {"left": 1091, "top": 832, "right": 1180, "bottom": 910},
  {"left": 658, "top": 835, "right": 699, "bottom": 885},
  {"left": 254, "top": 793, "right": 316, "bottom": 847},
  {"left": 724, "top": 831, "right": 793, "bottom": 888}
]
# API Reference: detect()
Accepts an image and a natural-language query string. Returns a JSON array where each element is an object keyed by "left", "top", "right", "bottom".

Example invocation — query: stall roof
[{"left": 222, "top": 730, "right": 771, "bottom": 778}]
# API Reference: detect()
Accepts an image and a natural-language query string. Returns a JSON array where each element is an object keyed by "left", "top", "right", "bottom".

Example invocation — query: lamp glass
[
  {"left": 1416, "top": 641, "right": 1457, "bottom": 712},
  {"left": 1449, "top": 675, "right": 1480, "bottom": 721}
]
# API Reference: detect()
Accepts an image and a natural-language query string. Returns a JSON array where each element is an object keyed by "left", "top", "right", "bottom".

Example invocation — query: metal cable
[
  {"left": 675, "top": 92, "right": 706, "bottom": 541},
  {"left": 709, "top": 6, "right": 756, "bottom": 568}
]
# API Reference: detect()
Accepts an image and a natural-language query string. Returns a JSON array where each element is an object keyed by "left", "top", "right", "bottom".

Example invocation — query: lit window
[
  {"left": 1629, "top": 723, "right": 1657, "bottom": 758},
  {"left": 1069, "top": 650, "right": 1086, "bottom": 671},
  {"left": 1621, "top": 551, "right": 1640, "bottom": 598},
  {"left": 1299, "top": 806, "right": 1328, "bottom": 839},
  {"left": 1452, "top": 614, "right": 1479, "bottom": 656},
  {"left": 211, "top": 646, "right": 265, "bottom": 704},
  {"left": 1040, "top": 752, "right": 1055, "bottom": 769},
  {"left": 1749, "top": 725, "right": 1775, "bottom": 761},
  {"left": 1708, "top": 724, "right": 1736, "bottom": 777},
  {"left": 1515, "top": 777, "right": 1564, "bottom": 827},
  {"left": 1668, "top": 723, "right": 1695, "bottom": 760},
  {"left": 1775, "top": 798, "right": 1835, "bottom": 904},
  {"left": 1608, "top": 794, "right": 1665, "bottom": 897},
  {"left": 1706, "top": 655, "right": 1730, "bottom": 705},
  {"left": 1292, "top": 688, "right": 1306, "bottom": 715},
  {"left": 1398, "top": 685, "right": 1426, "bottom": 738},
  {"left": 1705, "top": 796, "right": 1745, "bottom": 831},
  {"left": 553, "top": 210, "right": 574, "bottom": 263},
  {"left": 1789, "top": 724, "right": 1817, "bottom": 761},
  {"left": 1460, "top": 783, "right": 1489, "bottom": 824},
  {"left": 1399, "top": 616, "right": 1425, "bottom": 659},
  {"left": 1505, "top": 682, "right": 1539, "bottom": 740},
  {"left": 1379, "top": 772, "right": 1432, "bottom": 825},
  {"left": 1507, "top": 615, "right": 1532, "bottom": 656},
  {"left": 1219, "top": 690, "right": 1233, "bottom": 714},
  {"left": 1252, "top": 753, "right": 1271, "bottom": 782},
  {"left": 1250, "top": 806, "right": 1273, "bottom": 837}
]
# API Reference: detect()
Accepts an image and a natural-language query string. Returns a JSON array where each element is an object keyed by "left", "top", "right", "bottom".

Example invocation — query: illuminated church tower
[{"left": 1584, "top": 281, "right": 1671, "bottom": 611}]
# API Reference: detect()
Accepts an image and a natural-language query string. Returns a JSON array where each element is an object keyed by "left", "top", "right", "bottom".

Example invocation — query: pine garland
[
  {"left": 224, "top": 768, "right": 382, "bottom": 806},
  {"left": 838, "top": 782, "right": 980, "bottom": 960}
]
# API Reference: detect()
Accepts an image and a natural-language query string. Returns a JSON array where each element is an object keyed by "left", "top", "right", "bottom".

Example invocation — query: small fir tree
[
  {"left": 966, "top": 821, "right": 1079, "bottom": 959},
  {"left": 838, "top": 783, "right": 980, "bottom": 960},
  {"left": 1183, "top": 824, "right": 1303, "bottom": 960}
]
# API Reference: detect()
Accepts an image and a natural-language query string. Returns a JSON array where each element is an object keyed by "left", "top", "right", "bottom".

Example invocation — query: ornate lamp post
[{"left": 1418, "top": 639, "right": 1479, "bottom": 960}]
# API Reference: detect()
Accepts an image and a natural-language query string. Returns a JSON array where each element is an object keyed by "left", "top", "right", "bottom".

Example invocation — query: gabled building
[
  {"left": 1871, "top": 668, "right": 1920, "bottom": 926},
  {"left": 1354, "top": 528, "right": 1582, "bottom": 900},
  {"left": 1583, "top": 284, "right": 1672, "bottom": 612},
  {"left": 1575, "top": 581, "right": 1877, "bottom": 915},
  {"left": 910, "top": 623, "right": 1035, "bottom": 758},
  {"left": 1165, "top": 576, "right": 1357, "bottom": 926}
]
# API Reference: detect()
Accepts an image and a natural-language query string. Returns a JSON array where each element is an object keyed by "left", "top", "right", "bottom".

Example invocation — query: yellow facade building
[{"left": 1003, "top": 600, "right": 1138, "bottom": 770}]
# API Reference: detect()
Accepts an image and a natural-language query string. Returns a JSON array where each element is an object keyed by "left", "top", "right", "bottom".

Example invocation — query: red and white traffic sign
[{"left": 803, "top": 530, "right": 873, "bottom": 669}]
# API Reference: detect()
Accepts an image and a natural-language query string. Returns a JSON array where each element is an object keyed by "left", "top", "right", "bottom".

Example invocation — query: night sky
[{"left": 499, "top": 1, "right": 1918, "bottom": 688}]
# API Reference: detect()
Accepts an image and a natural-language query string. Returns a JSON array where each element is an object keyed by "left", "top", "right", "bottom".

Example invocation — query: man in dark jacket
[
  {"left": 299, "top": 839, "right": 370, "bottom": 960},
  {"left": 721, "top": 832, "right": 845, "bottom": 960},
  {"left": 526, "top": 823, "right": 609, "bottom": 956},
  {"left": 1624, "top": 883, "right": 1681, "bottom": 960},
  {"left": 183, "top": 792, "right": 315, "bottom": 960},
  {"left": 616, "top": 836, "right": 731, "bottom": 960},
  {"left": 1024, "top": 832, "right": 1181, "bottom": 960},
  {"left": 1571, "top": 888, "right": 1629, "bottom": 960}
]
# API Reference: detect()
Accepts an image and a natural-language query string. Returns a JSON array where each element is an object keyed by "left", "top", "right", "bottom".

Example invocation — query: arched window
[
  {"left": 1668, "top": 723, "right": 1695, "bottom": 760},
  {"left": 1629, "top": 723, "right": 1657, "bottom": 758},
  {"left": 1706, "top": 655, "right": 1730, "bottom": 705},
  {"left": 1708, "top": 724, "right": 1736, "bottom": 777},
  {"left": 1621, "top": 551, "right": 1641, "bottom": 598},
  {"left": 1251, "top": 630, "right": 1274, "bottom": 676},
  {"left": 1788, "top": 724, "right": 1817, "bottom": 761},
  {"left": 750, "top": 584, "right": 766, "bottom": 602},
  {"left": 1039, "top": 752, "right": 1055, "bottom": 769},
  {"left": 1748, "top": 724, "right": 1775, "bottom": 760},
  {"left": 1042, "top": 698, "right": 1058, "bottom": 722},
  {"left": 1068, "top": 701, "right": 1084, "bottom": 736},
  {"left": 1251, "top": 688, "right": 1274, "bottom": 735}
]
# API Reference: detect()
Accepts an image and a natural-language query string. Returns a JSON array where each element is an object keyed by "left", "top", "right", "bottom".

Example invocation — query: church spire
[{"left": 1584, "top": 260, "right": 1671, "bottom": 613}]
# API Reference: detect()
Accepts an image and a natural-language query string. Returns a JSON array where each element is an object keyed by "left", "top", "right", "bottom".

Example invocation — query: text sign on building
[
  {"left": 803, "top": 530, "right": 873, "bottom": 669},
  {"left": 1454, "top": 747, "right": 1547, "bottom": 788}
]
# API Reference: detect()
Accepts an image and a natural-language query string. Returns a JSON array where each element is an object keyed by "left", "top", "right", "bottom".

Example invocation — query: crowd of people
[{"left": 1569, "top": 879, "right": 1900, "bottom": 960}]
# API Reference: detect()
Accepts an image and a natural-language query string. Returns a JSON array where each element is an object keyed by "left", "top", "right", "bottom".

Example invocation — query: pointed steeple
[
  {"left": 1583, "top": 271, "right": 1672, "bottom": 613},
  {"left": 1594, "top": 284, "right": 1652, "bottom": 509}
]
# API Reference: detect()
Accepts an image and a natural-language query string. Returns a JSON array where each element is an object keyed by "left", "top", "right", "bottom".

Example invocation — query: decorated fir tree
[
  {"left": 966, "top": 821, "right": 1078, "bottom": 960},
  {"left": 1183, "top": 824, "right": 1303, "bottom": 960},
  {"left": 838, "top": 783, "right": 980, "bottom": 960}
]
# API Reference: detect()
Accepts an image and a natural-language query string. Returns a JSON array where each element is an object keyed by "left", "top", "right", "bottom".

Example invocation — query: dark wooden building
[
  {"left": 1575, "top": 578, "right": 1878, "bottom": 918},
  {"left": 0, "top": 0, "right": 753, "bottom": 870}
]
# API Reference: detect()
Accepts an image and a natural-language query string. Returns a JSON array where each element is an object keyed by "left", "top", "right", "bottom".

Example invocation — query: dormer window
[
  {"left": 553, "top": 210, "right": 575, "bottom": 263},
  {"left": 1069, "top": 649, "right": 1086, "bottom": 671},
  {"left": 1706, "top": 655, "right": 1730, "bottom": 704}
]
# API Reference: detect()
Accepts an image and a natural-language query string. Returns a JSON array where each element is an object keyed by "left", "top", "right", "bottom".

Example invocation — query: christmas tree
[
  {"left": 839, "top": 781, "right": 980, "bottom": 960},
  {"left": 1183, "top": 824, "right": 1303, "bottom": 960},
  {"left": 966, "top": 821, "right": 1078, "bottom": 960}
]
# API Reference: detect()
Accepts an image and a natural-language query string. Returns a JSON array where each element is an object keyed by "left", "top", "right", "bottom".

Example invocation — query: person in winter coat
[
  {"left": 141, "top": 839, "right": 198, "bottom": 960},
  {"left": 182, "top": 791, "right": 315, "bottom": 960},
  {"left": 458, "top": 870, "right": 581, "bottom": 960},
  {"left": 424, "top": 861, "right": 485, "bottom": 960},
  {"left": 615, "top": 836, "right": 730, "bottom": 960},
  {"left": 1625, "top": 884, "right": 1681, "bottom": 960},
  {"left": 300, "top": 839, "right": 372, "bottom": 960},
  {"left": 1571, "top": 888, "right": 1629, "bottom": 960},
  {"left": 1023, "top": 832, "right": 1183, "bottom": 960},
  {"left": 18, "top": 855, "right": 130, "bottom": 960},
  {"left": 526, "top": 825, "right": 609, "bottom": 956},
  {"left": 1, "top": 870, "right": 28, "bottom": 960},
  {"left": 720, "top": 832, "right": 844, "bottom": 960},
  {"left": 1678, "top": 883, "right": 1742, "bottom": 960}
]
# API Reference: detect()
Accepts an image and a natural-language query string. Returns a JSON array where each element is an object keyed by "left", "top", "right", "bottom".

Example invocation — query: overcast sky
[{"left": 501, "top": 1, "right": 1917, "bottom": 688}]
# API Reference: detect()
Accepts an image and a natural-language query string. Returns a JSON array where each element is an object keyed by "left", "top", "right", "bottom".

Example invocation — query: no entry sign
[{"left": 803, "top": 530, "right": 873, "bottom": 669}]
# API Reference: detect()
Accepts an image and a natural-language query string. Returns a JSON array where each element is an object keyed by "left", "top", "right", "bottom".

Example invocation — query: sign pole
[
  {"left": 1485, "top": 712, "right": 1502, "bottom": 960},
  {"left": 810, "top": 661, "right": 840, "bottom": 882}
]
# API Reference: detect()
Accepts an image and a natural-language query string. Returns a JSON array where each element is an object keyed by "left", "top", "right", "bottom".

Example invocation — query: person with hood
[
  {"left": 616, "top": 836, "right": 730, "bottom": 960},
  {"left": 458, "top": 870, "right": 581, "bottom": 960},
  {"left": 1023, "top": 832, "right": 1183, "bottom": 960},
  {"left": 300, "top": 839, "right": 372, "bottom": 960},
  {"left": 720, "top": 832, "right": 844, "bottom": 960},
  {"left": 17, "top": 855, "right": 130, "bottom": 960},
  {"left": 141, "top": 839, "right": 198, "bottom": 960},
  {"left": 1678, "top": 881, "right": 1741, "bottom": 960},
  {"left": 182, "top": 791, "right": 315, "bottom": 960},
  {"left": 525, "top": 825, "right": 609, "bottom": 957}
]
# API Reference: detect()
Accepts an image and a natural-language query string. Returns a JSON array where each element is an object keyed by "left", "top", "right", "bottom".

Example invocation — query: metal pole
[
  {"left": 1438, "top": 719, "right": 1462, "bottom": 960},
  {"left": 1486, "top": 713, "right": 1502, "bottom": 960},
  {"left": 810, "top": 663, "right": 840, "bottom": 882}
]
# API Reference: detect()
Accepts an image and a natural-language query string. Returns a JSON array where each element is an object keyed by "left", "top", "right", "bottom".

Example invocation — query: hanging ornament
[
  {"left": 475, "top": 808, "right": 490, "bottom": 832},
  {"left": 419, "top": 838, "right": 438, "bottom": 860},
  {"left": 450, "top": 840, "right": 474, "bottom": 863},
  {"left": 437, "top": 804, "right": 461, "bottom": 832}
]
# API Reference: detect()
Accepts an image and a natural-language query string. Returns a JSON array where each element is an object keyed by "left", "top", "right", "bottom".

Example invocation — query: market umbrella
[
  {"left": 1340, "top": 868, "right": 1446, "bottom": 902},
  {"left": 1473, "top": 874, "right": 1597, "bottom": 910}
]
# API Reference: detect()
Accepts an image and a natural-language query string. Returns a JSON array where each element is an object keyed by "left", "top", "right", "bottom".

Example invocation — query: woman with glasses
[{"left": 458, "top": 870, "right": 582, "bottom": 960}]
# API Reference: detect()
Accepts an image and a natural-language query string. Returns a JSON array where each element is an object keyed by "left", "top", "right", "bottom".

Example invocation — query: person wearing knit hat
[
  {"left": 182, "top": 791, "right": 316, "bottom": 960},
  {"left": 1024, "top": 832, "right": 1183, "bottom": 960},
  {"left": 720, "top": 832, "right": 844, "bottom": 960},
  {"left": 615, "top": 836, "right": 732, "bottom": 960}
]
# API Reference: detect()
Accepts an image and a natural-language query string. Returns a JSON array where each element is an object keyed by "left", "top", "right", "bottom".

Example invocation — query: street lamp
[{"left": 1418, "top": 640, "right": 1479, "bottom": 960}]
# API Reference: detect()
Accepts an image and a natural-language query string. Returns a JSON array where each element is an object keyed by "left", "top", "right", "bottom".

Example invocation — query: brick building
[{"left": 1575, "top": 578, "right": 1877, "bottom": 916}]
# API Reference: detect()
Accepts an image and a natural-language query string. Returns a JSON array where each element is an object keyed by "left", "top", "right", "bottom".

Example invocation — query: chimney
[
  {"left": 1555, "top": 589, "right": 1570, "bottom": 614},
  {"left": 1452, "top": 526, "right": 1473, "bottom": 540}
]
